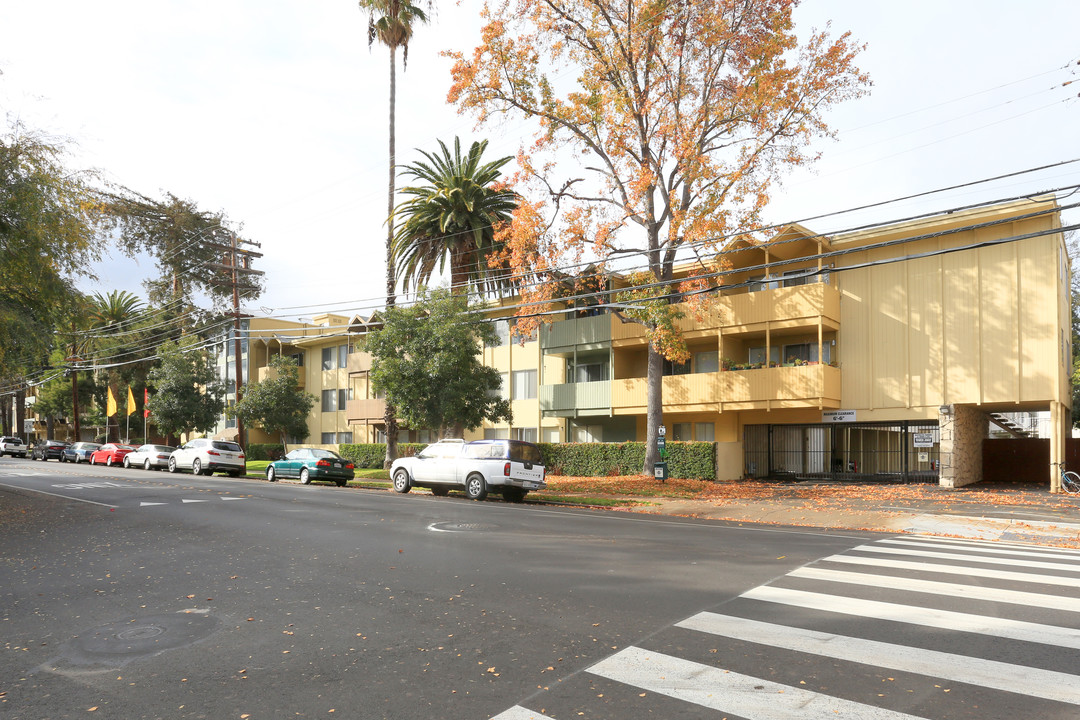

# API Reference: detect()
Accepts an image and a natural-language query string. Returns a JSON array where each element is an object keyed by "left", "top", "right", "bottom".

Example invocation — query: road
[{"left": 1, "top": 457, "right": 1078, "bottom": 719}]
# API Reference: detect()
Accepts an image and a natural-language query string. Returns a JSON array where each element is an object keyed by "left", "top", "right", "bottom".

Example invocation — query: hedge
[
  {"left": 246, "top": 443, "right": 285, "bottom": 461},
  {"left": 334, "top": 441, "right": 716, "bottom": 479},
  {"left": 338, "top": 443, "right": 427, "bottom": 469},
  {"left": 537, "top": 441, "right": 715, "bottom": 480}
]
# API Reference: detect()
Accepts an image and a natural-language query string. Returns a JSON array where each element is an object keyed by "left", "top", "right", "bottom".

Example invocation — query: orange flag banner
[
  {"left": 127, "top": 387, "right": 137, "bottom": 416},
  {"left": 106, "top": 387, "right": 117, "bottom": 417}
]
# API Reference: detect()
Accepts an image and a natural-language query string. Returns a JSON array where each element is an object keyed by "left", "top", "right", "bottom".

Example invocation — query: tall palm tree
[
  {"left": 88, "top": 290, "right": 146, "bottom": 441},
  {"left": 358, "top": 0, "right": 430, "bottom": 466},
  {"left": 393, "top": 137, "right": 518, "bottom": 296}
]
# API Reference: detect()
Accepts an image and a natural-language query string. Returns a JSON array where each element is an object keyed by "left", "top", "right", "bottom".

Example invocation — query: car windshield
[
  {"left": 508, "top": 442, "right": 543, "bottom": 464},
  {"left": 150, "top": 445, "right": 175, "bottom": 453},
  {"left": 311, "top": 449, "right": 341, "bottom": 460}
]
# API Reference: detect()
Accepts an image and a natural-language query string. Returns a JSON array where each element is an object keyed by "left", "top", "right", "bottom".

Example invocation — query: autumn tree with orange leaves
[{"left": 447, "top": 0, "right": 869, "bottom": 472}]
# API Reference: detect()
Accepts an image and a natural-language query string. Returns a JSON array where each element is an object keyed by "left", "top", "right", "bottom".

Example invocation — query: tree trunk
[
  {"left": 642, "top": 343, "right": 662, "bottom": 474},
  {"left": 383, "top": 44, "right": 400, "bottom": 469},
  {"left": 15, "top": 390, "right": 27, "bottom": 441}
]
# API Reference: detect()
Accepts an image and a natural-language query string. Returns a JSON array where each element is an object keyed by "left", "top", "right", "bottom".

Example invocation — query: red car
[{"left": 89, "top": 444, "right": 137, "bottom": 467}]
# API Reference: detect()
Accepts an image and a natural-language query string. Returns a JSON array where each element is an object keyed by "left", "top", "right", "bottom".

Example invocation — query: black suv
[{"left": 31, "top": 439, "right": 71, "bottom": 461}]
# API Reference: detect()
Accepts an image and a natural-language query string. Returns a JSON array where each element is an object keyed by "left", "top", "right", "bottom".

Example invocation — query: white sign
[
  {"left": 657, "top": 425, "right": 666, "bottom": 436},
  {"left": 918, "top": 452, "right": 929, "bottom": 463},
  {"left": 23, "top": 419, "right": 34, "bottom": 433},
  {"left": 822, "top": 410, "right": 856, "bottom": 423},
  {"left": 913, "top": 433, "right": 935, "bottom": 447}
]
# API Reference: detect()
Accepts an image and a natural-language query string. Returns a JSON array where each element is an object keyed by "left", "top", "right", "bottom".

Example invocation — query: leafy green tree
[
  {"left": 101, "top": 190, "right": 262, "bottom": 310},
  {"left": 147, "top": 338, "right": 225, "bottom": 441},
  {"left": 232, "top": 355, "right": 316, "bottom": 450},
  {"left": 365, "top": 288, "right": 511, "bottom": 438},
  {"left": 394, "top": 137, "right": 518, "bottom": 296},
  {"left": 0, "top": 121, "right": 100, "bottom": 433},
  {"left": 33, "top": 348, "right": 96, "bottom": 439}
]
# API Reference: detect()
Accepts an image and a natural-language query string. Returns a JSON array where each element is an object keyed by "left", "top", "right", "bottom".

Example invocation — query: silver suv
[
  {"left": 0, "top": 436, "right": 27, "bottom": 458},
  {"left": 390, "top": 439, "right": 545, "bottom": 502},
  {"left": 168, "top": 439, "right": 246, "bottom": 477}
]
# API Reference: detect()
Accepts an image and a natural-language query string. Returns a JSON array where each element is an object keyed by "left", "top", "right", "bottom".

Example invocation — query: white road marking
[
  {"left": 743, "top": 584, "right": 1080, "bottom": 649},
  {"left": 818, "top": 554, "right": 1080, "bottom": 589},
  {"left": 678, "top": 612, "right": 1080, "bottom": 705},
  {"left": 588, "top": 646, "right": 932, "bottom": 719},
  {"left": 878, "top": 536, "right": 1080, "bottom": 560},
  {"left": 488, "top": 706, "right": 553, "bottom": 720},
  {"left": 849, "top": 544, "right": 1080, "bottom": 572},
  {"left": 0, "top": 481, "right": 117, "bottom": 508}
]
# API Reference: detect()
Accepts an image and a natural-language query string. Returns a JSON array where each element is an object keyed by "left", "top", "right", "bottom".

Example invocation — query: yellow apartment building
[{"left": 231, "top": 196, "right": 1070, "bottom": 488}]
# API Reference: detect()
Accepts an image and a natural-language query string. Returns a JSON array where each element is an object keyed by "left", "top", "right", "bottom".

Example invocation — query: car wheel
[
  {"left": 58, "top": 455, "right": 65, "bottom": 463},
  {"left": 168, "top": 457, "right": 178, "bottom": 473},
  {"left": 267, "top": 467, "right": 277, "bottom": 482},
  {"left": 392, "top": 469, "right": 412, "bottom": 494},
  {"left": 465, "top": 473, "right": 488, "bottom": 501},
  {"left": 192, "top": 459, "right": 203, "bottom": 476},
  {"left": 502, "top": 487, "right": 526, "bottom": 503},
  {"left": 144, "top": 459, "right": 153, "bottom": 471},
  {"left": 123, "top": 457, "right": 131, "bottom": 468},
  {"left": 300, "top": 468, "right": 311, "bottom": 485},
  {"left": 430, "top": 486, "right": 450, "bottom": 497},
  {"left": 106, "top": 457, "right": 113, "bottom": 467}
]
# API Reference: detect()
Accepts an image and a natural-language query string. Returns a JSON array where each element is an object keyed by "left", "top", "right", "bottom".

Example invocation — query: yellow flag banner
[
  {"left": 107, "top": 387, "right": 117, "bottom": 417},
  {"left": 127, "top": 387, "right": 137, "bottom": 416}
]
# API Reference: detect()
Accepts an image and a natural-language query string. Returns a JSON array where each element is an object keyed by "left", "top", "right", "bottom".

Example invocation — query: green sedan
[{"left": 266, "top": 448, "right": 355, "bottom": 486}]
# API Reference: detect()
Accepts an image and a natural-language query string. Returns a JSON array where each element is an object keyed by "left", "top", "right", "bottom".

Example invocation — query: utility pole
[{"left": 205, "top": 231, "right": 263, "bottom": 450}]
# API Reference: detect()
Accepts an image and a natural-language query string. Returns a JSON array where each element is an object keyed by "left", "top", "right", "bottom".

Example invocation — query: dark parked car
[
  {"left": 266, "top": 448, "right": 355, "bottom": 486},
  {"left": 62, "top": 442, "right": 101, "bottom": 463},
  {"left": 31, "top": 440, "right": 70, "bottom": 461}
]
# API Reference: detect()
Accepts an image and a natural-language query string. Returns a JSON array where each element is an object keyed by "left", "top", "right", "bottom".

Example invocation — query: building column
[{"left": 938, "top": 404, "right": 985, "bottom": 488}]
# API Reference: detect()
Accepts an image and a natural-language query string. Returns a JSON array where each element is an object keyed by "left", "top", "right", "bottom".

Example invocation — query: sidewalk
[{"left": 541, "top": 479, "right": 1080, "bottom": 548}]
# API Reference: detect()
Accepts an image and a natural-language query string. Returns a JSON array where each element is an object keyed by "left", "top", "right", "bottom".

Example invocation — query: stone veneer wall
[{"left": 938, "top": 404, "right": 985, "bottom": 488}]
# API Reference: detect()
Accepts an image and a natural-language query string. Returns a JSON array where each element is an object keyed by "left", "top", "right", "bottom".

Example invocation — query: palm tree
[
  {"left": 88, "top": 291, "right": 146, "bottom": 441},
  {"left": 358, "top": 0, "right": 430, "bottom": 467},
  {"left": 393, "top": 137, "right": 518, "bottom": 296}
]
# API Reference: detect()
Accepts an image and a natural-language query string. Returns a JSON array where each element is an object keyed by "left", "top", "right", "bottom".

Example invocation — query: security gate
[{"left": 744, "top": 421, "right": 940, "bottom": 483}]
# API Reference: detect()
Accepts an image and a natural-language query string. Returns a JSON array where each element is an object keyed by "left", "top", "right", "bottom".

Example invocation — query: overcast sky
[{"left": 2, "top": 1, "right": 1078, "bottom": 322}]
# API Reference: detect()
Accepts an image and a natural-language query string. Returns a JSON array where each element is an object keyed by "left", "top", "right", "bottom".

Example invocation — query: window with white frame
[
  {"left": 484, "top": 428, "right": 510, "bottom": 440},
  {"left": 511, "top": 427, "right": 538, "bottom": 442},
  {"left": 512, "top": 369, "right": 537, "bottom": 399},
  {"left": 338, "top": 344, "right": 348, "bottom": 369},
  {"left": 321, "top": 389, "right": 337, "bottom": 412},
  {"left": 338, "top": 432, "right": 353, "bottom": 443},
  {"left": 695, "top": 423, "right": 715, "bottom": 441},
  {"left": 321, "top": 432, "right": 336, "bottom": 444},
  {"left": 570, "top": 361, "right": 608, "bottom": 383},
  {"left": 748, "top": 346, "right": 780, "bottom": 365}
]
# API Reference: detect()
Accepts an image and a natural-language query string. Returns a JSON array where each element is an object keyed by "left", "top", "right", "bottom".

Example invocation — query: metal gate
[{"left": 744, "top": 421, "right": 940, "bottom": 483}]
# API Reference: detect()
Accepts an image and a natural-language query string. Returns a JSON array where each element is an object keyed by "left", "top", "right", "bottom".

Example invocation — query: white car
[
  {"left": 390, "top": 439, "right": 546, "bottom": 502},
  {"left": 168, "top": 439, "right": 245, "bottom": 477},
  {"left": 124, "top": 444, "right": 176, "bottom": 470},
  {"left": 0, "top": 436, "right": 28, "bottom": 458}
]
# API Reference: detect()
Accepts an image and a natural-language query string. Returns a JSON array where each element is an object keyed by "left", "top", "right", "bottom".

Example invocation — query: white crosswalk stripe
[{"left": 493, "top": 536, "right": 1080, "bottom": 719}]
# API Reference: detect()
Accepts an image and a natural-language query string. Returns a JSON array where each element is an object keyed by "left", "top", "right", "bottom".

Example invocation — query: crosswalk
[{"left": 493, "top": 535, "right": 1080, "bottom": 719}]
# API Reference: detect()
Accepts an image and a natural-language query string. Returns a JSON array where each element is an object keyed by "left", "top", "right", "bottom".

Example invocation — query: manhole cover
[
  {"left": 429, "top": 521, "right": 499, "bottom": 532},
  {"left": 64, "top": 612, "right": 218, "bottom": 665}
]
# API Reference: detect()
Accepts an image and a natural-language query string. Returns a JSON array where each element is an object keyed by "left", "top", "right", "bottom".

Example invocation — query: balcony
[
  {"left": 539, "top": 380, "right": 611, "bottom": 417},
  {"left": 718, "top": 282, "right": 840, "bottom": 333},
  {"left": 346, "top": 398, "right": 386, "bottom": 424},
  {"left": 610, "top": 364, "right": 841, "bottom": 412},
  {"left": 347, "top": 351, "right": 373, "bottom": 375},
  {"left": 540, "top": 314, "right": 612, "bottom": 352},
  {"left": 258, "top": 364, "right": 304, "bottom": 388}
]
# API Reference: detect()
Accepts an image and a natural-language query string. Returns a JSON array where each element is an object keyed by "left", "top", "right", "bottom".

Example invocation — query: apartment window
[
  {"left": 782, "top": 342, "right": 832, "bottom": 364},
  {"left": 781, "top": 268, "right": 811, "bottom": 287},
  {"left": 695, "top": 423, "right": 715, "bottom": 442},
  {"left": 338, "top": 344, "right": 348, "bottom": 369},
  {"left": 491, "top": 320, "right": 511, "bottom": 346},
  {"left": 663, "top": 358, "right": 690, "bottom": 376},
  {"left": 337, "top": 388, "right": 351, "bottom": 410},
  {"left": 416, "top": 429, "right": 436, "bottom": 444},
  {"left": 489, "top": 373, "right": 510, "bottom": 400},
  {"left": 321, "top": 432, "right": 336, "bottom": 444},
  {"left": 572, "top": 424, "right": 603, "bottom": 442},
  {"left": 748, "top": 346, "right": 780, "bottom": 365},
  {"left": 338, "top": 432, "right": 353, "bottom": 444},
  {"left": 542, "top": 427, "right": 561, "bottom": 443},
  {"left": 321, "top": 389, "right": 337, "bottom": 412},
  {"left": 570, "top": 361, "right": 608, "bottom": 383},
  {"left": 511, "top": 427, "right": 538, "bottom": 442},
  {"left": 694, "top": 350, "right": 719, "bottom": 373},
  {"left": 671, "top": 423, "right": 693, "bottom": 441},
  {"left": 484, "top": 428, "right": 510, "bottom": 439},
  {"left": 322, "top": 347, "right": 335, "bottom": 371},
  {"left": 288, "top": 352, "right": 304, "bottom": 367},
  {"left": 512, "top": 369, "right": 537, "bottom": 400},
  {"left": 748, "top": 275, "right": 780, "bottom": 293},
  {"left": 512, "top": 320, "right": 537, "bottom": 343}
]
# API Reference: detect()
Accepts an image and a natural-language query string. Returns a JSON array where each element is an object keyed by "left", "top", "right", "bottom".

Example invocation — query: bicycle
[{"left": 1054, "top": 462, "right": 1080, "bottom": 494}]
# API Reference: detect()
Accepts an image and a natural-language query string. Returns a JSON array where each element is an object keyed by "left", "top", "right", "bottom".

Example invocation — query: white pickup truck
[
  {"left": 0, "top": 436, "right": 28, "bottom": 458},
  {"left": 390, "top": 439, "right": 546, "bottom": 502}
]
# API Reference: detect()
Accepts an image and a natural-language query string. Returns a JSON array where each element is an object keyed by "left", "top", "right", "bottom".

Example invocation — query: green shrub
[
  {"left": 246, "top": 443, "right": 285, "bottom": 461},
  {"left": 538, "top": 441, "right": 714, "bottom": 480},
  {"left": 338, "top": 443, "right": 427, "bottom": 469}
]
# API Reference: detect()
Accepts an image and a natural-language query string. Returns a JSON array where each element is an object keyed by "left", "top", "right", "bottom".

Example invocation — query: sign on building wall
[
  {"left": 913, "top": 433, "right": 935, "bottom": 447},
  {"left": 822, "top": 410, "right": 856, "bottom": 423}
]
